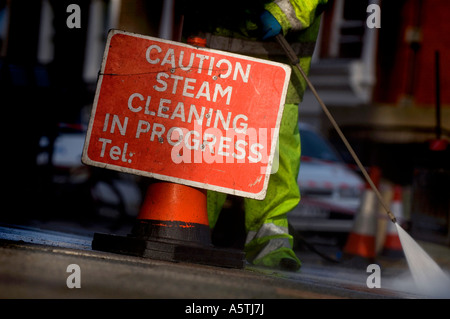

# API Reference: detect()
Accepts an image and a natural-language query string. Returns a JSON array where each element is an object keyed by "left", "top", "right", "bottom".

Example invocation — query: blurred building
[
  {"left": 304, "top": 0, "right": 450, "bottom": 243},
  {"left": 302, "top": 0, "right": 450, "bottom": 180}
]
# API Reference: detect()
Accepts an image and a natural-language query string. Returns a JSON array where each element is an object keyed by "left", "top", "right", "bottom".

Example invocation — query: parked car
[
  {"left": 288, "top": 123, "right": 364, "bottom": 235},
  {"left": 36, "top": 123, "right": 143, "bottom": 225}
]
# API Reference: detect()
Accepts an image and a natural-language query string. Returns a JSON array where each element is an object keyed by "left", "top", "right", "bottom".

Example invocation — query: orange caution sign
[{"left": 82, "top": 30, "right": 291, "bottom": 199}]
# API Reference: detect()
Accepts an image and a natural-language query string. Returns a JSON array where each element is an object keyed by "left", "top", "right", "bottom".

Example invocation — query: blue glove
[{"left": 260, "top": 10, "right": 282, "bottom": 40}]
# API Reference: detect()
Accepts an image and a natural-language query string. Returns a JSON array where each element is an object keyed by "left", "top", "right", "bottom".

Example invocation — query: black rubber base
[{"left": 92, "top": 232, "right": 246, "bottom": 269}]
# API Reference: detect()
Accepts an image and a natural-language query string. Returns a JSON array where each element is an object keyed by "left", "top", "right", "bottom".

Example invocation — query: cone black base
[
  {"left": 92, "top": 232, "right": 246, "bottom": 269},
  {"left": 131, "top": 219, "right": 212, "bottom": 246}
]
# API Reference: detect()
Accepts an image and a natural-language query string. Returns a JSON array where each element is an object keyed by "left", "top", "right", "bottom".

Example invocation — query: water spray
[
  {"left": 275, "top": 35, "right": 450, "bottom": 296},
  {"left": 275, "top": 34, "right": 397, "bottom": 224}
]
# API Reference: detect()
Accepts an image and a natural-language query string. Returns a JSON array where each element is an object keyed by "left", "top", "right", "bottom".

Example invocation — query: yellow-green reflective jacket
[{"left": 180, "top": 0, "right": 329, "bottom": 104}]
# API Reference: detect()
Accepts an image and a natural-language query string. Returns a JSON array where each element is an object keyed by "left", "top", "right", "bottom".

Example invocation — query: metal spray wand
[{"left": 275, "top": 34, "right": 397, "bottom": 224}]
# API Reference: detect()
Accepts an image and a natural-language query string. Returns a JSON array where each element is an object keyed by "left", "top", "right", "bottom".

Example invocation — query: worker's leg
[
  {"left": 207, "top": 103, "right": 301, "bottom": 270},
  {"left": 243, "top": 103, "right": 301, "bottom": 270},
  {"left": 207, "top": 190, "right": 228, "bottom": 230}
]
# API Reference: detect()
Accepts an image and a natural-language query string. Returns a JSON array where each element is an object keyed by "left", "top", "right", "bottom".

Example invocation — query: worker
[{"left": 179, "top": 0, "right": 328, "bottom": 271}]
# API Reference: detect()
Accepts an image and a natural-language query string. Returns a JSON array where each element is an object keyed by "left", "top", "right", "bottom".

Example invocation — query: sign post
[{"left": 82, "top": 30, "right": 291, "bottom": 200}]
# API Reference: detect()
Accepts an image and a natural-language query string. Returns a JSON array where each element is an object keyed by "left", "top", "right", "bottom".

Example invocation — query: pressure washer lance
[{"left": 275, "top": 34, "right": 397, "bottom": 224}]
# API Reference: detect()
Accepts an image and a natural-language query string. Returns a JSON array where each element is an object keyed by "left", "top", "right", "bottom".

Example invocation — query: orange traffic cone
[
  {"left": 343, "top": 167, "right": 381, "bottom": 262},
  {"left": 382, "top": 185, "right": 404, "bottom": 257},
  {"left": 132, "top": 182, "right": 211, "bottom": 246},
  {"left": 92, "top": 181, "right": 245, "bottom": 268}
]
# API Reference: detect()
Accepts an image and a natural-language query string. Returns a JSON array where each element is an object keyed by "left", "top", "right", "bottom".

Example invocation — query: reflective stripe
[
  {"left": 274, "top": 0, "right": 303, "bottom": 31},
  {"left": 253, "top": 237, "right": 291, "bottom": 261},
  {"left": 207, "top": 34, "right": 316, "bottom": 57},
  {"left": 245, "top": 223, "right": 289, "bottom": 244}
]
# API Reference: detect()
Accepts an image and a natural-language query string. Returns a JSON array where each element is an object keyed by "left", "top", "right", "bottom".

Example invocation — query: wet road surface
[{"left": 2, "top": 223, "right": 448, "bottom": 299}]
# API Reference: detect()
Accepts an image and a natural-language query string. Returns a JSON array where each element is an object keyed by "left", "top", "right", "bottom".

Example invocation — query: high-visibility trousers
[{"left": 207, "top": 102, "right": 301, "bottom": 268}]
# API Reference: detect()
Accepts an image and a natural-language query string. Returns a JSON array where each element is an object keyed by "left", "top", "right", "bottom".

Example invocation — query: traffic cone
[
  {"left": 92, "top": 181, "right": 245, "bottom": 268},
  {"left": 343, "top": 167, "right": 381, "bottom": 262},
  {"left": 131, "top": 182, "right": 211, "bottom": 246},
  {"left": 382, "top": 185, "right": 404, "bottom": 257}
]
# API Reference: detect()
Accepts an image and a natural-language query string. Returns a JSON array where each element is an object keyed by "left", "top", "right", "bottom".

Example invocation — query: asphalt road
[{"left": 2, "top": 223, "right": 448, "bottom": 300}]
